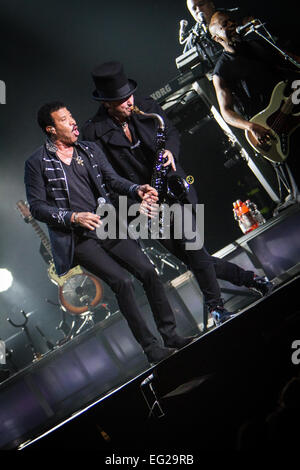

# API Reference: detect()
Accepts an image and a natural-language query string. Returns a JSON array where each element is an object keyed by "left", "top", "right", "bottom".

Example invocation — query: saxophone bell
[{"left": 167, "top": 174, "right": 190, "bottom": 202}]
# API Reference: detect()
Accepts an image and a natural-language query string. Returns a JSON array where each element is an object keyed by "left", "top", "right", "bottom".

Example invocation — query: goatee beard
[{"left": 228, "top": 35, "right": 242, "bottom": 48}]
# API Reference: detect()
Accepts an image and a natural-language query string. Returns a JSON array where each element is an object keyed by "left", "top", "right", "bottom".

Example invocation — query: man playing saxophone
[{"left": 82, "top": 61, "right": 273, "bottom": 327}]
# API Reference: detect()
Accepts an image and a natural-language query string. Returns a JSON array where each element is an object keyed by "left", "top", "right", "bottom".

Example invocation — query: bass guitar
[{"left": 245, "top": 80, "right": 300, "bottom": 163}]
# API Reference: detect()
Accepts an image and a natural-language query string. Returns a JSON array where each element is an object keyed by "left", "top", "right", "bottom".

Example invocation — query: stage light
[{"left": 0, "top": 269, "right": 13, "bottom": 292}]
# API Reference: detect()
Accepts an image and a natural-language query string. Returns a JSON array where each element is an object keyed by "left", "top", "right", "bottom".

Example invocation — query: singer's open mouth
[{"left": 72, "top": 126, "right": 79, "bottom": 136}]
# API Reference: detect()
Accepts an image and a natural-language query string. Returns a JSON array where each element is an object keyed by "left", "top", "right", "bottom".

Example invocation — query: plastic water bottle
[{"left": 233, "top": 199, "right": 259, "bottom": 234}]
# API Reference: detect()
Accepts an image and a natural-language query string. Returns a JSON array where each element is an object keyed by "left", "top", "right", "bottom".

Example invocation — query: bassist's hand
[{"left": 248, "top": 122, "right": 273, "bottom": 146}]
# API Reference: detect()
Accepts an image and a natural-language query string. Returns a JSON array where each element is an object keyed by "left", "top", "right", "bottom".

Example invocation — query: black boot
[
  {"left": 247, "top": 275, "right": 274, "bottom": 297},
  {"left": 164, "top": 334, "right": 198, "bottom": 349},
  {"left": 145, "top": 345, "right": 177, "bottom": 366}
]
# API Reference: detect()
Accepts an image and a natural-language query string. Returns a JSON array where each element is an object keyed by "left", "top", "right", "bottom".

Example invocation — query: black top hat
[{"left": 91, "top": 61, "right": 137, "bottom": 101}]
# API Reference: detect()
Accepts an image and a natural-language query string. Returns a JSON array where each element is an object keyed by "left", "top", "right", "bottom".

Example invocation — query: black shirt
[
  {"left": 61, "top": 149, "right": 99, "bottom": 213},
  {"left": 61, "top": 147, "right": 134, "bottom": 244},
  {"left": 112, "top": 118, "right": 154, "bottom": 185},
  {"left": 128, "top": 120, "right": 154, "bottom": 183},
  {"left": 213, "top": 39, "right": 285, "bottom": 118},
  {"left": 61, "top": 149, "right": 99, "bottom": 239}
]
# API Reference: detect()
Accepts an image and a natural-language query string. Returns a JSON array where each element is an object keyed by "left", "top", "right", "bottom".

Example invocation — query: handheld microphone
[
  {"left": 97, "top": 197, "right": 106, "bottom": 208},
  {"left": 218, "top": 7, "right": 239, "bottom": 12},
  {"left": 236, "top": 20, "right": 258, "bottom": 35},
  {"left": 199, "top": 12, "right": 206, "bottom": 23},
  {"left": 96, "top": 197, "right": 106, "bottom": 219},
  {"left": 179, "top": 19, "right": 188, "bottom": 44},
  {"left": 198, "top": 12, "right": 208, "bottom": 34}
]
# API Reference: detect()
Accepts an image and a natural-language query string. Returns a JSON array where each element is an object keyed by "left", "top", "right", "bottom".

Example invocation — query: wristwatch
[{"left": 73, "top": 212, "right": 80, "bottom": 225}]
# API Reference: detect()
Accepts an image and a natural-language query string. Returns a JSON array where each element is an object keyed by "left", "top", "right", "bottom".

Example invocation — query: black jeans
[{"left": 73, "top": 237, "right": 178, "bottom": 352}]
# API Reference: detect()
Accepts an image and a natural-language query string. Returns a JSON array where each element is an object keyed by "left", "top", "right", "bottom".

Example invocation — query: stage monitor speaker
[
  {"left": 168, "top": 272, "right": 205, "bottom": 332},
  {"left": 213, "top": 204, "right": 300, "bottom": 296},
  {"left": 246, "top": 208, "right": 300, "bottom": 280}
]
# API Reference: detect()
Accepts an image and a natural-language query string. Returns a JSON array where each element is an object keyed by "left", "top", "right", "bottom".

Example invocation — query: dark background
[{"left": 0, "top": 0, "right": 299, "bottom": 349}]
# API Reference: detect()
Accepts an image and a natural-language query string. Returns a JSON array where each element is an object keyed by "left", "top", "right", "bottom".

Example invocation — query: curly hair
[{"left": 37, "top": 101, "right": 66, "bottom": 135}]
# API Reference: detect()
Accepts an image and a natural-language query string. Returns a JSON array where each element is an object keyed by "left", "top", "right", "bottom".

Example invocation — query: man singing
[{"left": 24, "top": 101, "right": 197, "bottom": 366}]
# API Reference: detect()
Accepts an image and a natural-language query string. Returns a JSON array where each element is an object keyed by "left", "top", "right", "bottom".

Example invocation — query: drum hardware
[
  {"left": 58, "top": 274, "right": 102, "bottom": 315},
  {"left": 74, "top": 299, "right": 112, "bottom": 333},
  {"left": 7, "top": 310, "right": 42, "bottom": 362},
  {"left": 56, "top": 312, "right": 76, "bottom": 346},
  {"left": 35, "top": 325, "right": 55, "bottom": 352},
  {"left": 73, "top": 311, "right": 95, "bottom": 336},
  {"left": 45, "top": 297, "right": 77, "bottom": 345},
  {"left": 98, "top": 303, "right": 112, "bottom": 321},
  {"left": 46, "top": 293, "right": 111, "bottom": 344},
  {"left": 58, "top": 272, "right": 104, "bottom": 333},
  {"left": 55, "top": 301, "right": 112, "bottom": 343}
]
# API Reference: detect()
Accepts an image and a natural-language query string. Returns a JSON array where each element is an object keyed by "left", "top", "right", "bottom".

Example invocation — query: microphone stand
[
  {"left": 247, "top": 20, "right": 300, "bottom": 69},
  {"left": 183, "top": 21, "right": 216, "bottom": 69},
  {"left": 246, "top": 20, "right": 300, "bottom": 210}
]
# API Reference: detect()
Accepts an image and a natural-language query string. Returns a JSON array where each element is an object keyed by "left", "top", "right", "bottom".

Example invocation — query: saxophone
[{"left": 132, "top": 106, "right": 190, "bottom": 235}]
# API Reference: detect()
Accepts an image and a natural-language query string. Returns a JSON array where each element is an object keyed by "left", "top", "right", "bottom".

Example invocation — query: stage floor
[
  {"left": 0, "top": 271, "right": 298, "bottom": 451},
  {"left": 0, "top": 204, "right": 299, "bottom": 450}
]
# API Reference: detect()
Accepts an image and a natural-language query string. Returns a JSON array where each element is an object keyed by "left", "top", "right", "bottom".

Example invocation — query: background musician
[
  {"left": 24, "top": 101, "right": 199, "bottom": 366},
  {"left": 82, "top": 61, "right": 274, "bottom": 327},
  {"left": 209, "top": 11, "right": 300, "bottom": 191}
]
